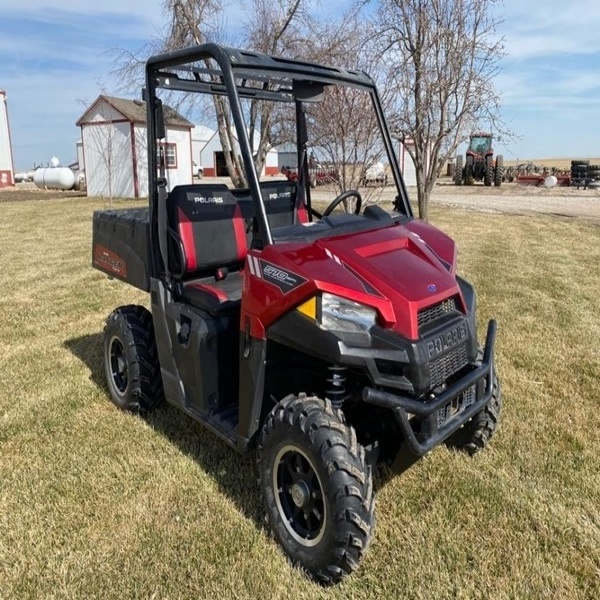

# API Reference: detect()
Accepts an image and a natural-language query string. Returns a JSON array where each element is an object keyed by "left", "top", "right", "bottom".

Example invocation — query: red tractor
[{"left": 453, "top": 132, "right": 504, "bottom": 187}]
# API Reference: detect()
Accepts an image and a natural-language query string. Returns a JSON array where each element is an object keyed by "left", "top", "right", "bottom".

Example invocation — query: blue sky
[{"left": 1, "top": 0, "right": 600, "bottom": 170}]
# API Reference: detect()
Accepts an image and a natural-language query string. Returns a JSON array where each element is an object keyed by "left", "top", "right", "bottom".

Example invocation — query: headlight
[{"left": 320, "top": 293, "right": 377, "bottom": 333}]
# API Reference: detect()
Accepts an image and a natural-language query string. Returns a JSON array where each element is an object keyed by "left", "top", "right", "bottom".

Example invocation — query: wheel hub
[
  {"left": 291, "top": 480, "right": 310, "bottom": 508},
  {"left": 108, "top": 336, "right": 128, "bottom": 395},
  {"left": 273, "top": 445, "right": 327, "bottom": 547}
]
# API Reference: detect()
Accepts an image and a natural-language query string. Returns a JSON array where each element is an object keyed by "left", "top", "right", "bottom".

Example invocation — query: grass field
[{"left": 1, "top": 196, "right": 599, "bottom": 599}]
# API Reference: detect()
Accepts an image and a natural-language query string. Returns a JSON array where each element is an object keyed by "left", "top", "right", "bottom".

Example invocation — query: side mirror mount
[{"left": 154, "top": 98, "right": 166, "bottom": 140}]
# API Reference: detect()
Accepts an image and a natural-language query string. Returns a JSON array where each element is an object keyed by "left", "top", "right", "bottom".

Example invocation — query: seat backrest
[
  {"left": 168, "top": 184, "right": 248, "bottom": 279},
  {"left": 259, "top": 181, "right": 308, "bottom": 227}
]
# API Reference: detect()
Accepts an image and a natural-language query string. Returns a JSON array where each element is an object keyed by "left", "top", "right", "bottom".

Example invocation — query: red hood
[
  {"left": 314, "top": 224, "right": 461, "bottom": 339},
  {"left": 246, "top": 220, "right": 463, "bottom": 341}
]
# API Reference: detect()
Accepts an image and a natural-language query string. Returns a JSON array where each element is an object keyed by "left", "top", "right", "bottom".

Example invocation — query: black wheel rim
[
  {"left": 273, "top": 445, "right": 326, "bottom": 547},
  {"left": 108, "top": 336, "right": 128, "bottom": 395}
]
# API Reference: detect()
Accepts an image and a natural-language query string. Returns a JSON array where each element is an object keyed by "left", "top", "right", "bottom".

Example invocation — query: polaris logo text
[
  {"left": 269, "top": 192, "right": 291, "bottom": 200},
  {"left": 427, "top": 323, "right": 467, "bottom": 358},
  {"left": 193, "top": 196, "right": 224, "bottom": 204}
]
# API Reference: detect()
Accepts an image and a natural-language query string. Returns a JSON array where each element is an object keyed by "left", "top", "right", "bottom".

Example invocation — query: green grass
[{"left": 1, "top": 196, "right": 599, "bottom": 599}]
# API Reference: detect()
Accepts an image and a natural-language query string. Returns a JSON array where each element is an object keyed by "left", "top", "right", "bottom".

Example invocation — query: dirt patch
[{"left": 0, "top": 183, "right": 85, "bottom": 203}]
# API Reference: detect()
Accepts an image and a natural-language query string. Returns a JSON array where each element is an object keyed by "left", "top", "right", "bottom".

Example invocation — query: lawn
[{"left": 0, "top": 195, "right": 599, "bottom": 599}]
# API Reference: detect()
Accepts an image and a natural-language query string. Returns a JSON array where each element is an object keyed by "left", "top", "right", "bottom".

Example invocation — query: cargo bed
[{"left": 92, "top": 207, "right": 151, "bottom": 291}]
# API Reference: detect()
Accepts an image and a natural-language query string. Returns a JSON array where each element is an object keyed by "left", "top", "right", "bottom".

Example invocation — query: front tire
[
  {"left": 103, "top": 305, "right": 163, "bottom": 412},
  {"left": 445, "top": 351, "right": 501, "bottom": 455},
  {"left": 258, "top": 394, "right": 374, "bottom": 585}
]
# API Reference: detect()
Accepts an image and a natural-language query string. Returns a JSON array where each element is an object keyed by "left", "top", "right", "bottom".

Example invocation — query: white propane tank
[
  {"left": 544, "top": 175, "right": 558, "bottom": 189},
  {"left": 33, "top": 168, "right": 76, "bottom": 190}
]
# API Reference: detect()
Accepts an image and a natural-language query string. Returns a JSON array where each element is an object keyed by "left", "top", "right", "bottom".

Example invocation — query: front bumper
[{"left": 362, "top": 319, "right": 496, "bottom": 457}]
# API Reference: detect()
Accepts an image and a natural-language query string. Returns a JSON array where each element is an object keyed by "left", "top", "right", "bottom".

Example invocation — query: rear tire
[
  {"left": 103, "top": 305, "right": 163, "bottom": 412},
  {"left": 484, "top": 156, "right": 493, "bottom": 186},
  {"left": 494, "top": 155, "right": 504, "bottom": 186},
  {"left": 258, "top": 394, "right": 374, "bottom": 585},
  {"left": 453, "top": 155, "right": 463, "bottom": 185},
  {"left": 445, "top": 350, "right": 501, "bottom": 455},
  {"left": 465, "top": 154, "right": 474, "bottom": 184}
]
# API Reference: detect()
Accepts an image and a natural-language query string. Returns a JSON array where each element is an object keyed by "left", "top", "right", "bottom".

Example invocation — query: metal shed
[{"left": 77, "top": 95, "right": 193, "bottom": 198}]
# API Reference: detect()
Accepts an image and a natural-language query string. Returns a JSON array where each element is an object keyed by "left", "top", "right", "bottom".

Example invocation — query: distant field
[{"left": 0, "top": 195, "right": 599, "bottom": 599}]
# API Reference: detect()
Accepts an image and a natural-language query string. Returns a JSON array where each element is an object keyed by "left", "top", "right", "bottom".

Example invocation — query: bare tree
[
  {"left": 373, "top": 0, "right": 506, "bottom": 219},
  {"left": 303, "top": 15, "right": 394, "bottom": 206},
  {"left": 112, "top": 0, "right": 310, "bottom": 187}
]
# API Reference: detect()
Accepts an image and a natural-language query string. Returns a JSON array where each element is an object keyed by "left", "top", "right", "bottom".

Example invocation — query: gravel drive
[{"left": 430, "top": 181, "right": 600, "bottom": 224}]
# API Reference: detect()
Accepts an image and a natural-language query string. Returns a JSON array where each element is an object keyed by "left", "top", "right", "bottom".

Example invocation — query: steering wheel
[{"left": 322, "top": 190, "right": 363, "bottom": 217}]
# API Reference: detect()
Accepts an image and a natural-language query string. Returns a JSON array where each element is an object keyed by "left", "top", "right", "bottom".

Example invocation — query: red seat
[{"left": 168, "top": 185, "right": 248, "bottom": 314}]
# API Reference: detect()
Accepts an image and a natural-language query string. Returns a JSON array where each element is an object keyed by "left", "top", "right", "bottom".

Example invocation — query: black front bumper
[{"left": 362, "top": 319, "right": 497, "bottom": 457}]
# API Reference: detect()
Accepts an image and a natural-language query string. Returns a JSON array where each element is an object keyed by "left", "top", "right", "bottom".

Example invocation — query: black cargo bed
[{"left": 92, "top": 207, "right": 151, "bottom": 291}]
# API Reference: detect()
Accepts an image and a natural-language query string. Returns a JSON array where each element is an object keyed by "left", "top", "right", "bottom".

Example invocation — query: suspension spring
[{"left": 326, "top": 365, "right": 347, "bottom": 410}]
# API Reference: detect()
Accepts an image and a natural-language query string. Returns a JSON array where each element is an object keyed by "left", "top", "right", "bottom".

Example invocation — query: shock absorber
[{"left": 326, "top": 365, "right": 347, "bottom": 410}]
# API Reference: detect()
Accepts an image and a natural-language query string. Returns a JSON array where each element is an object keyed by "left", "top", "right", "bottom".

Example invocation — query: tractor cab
[
  {"left": 92, "top": 43, "right": 500, "bottom": 583},
  {"left": 468, "top": 133, "right": 493, "bottom": 155}
]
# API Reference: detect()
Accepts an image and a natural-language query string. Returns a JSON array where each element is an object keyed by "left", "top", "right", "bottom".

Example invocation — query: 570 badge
[
  {"left": 426, "top": 323, "right": 468, "bottom": 358},
  {"left": 249, "top": 258, "right": 307, "bottom": 294}
]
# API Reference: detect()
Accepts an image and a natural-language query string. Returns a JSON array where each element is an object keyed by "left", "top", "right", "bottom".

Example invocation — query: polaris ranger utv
[{"left": 92, "top": 44, "right": 500, "bottom": 584}]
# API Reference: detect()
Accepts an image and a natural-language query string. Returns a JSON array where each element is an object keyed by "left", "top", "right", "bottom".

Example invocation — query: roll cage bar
[{"left": 144, "top": 43, "right": 412, "bottom": 278}]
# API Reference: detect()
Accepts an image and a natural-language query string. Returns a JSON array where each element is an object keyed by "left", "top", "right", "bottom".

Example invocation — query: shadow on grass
[{"left": 64, "top": 333, "right": 266, "bottom": 530}]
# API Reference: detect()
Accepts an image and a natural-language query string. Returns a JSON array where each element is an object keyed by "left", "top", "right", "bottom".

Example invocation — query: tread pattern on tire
[
  {"left": 104, "top": 304, "right": 163, "bottom": 412},
  {"left": 258, "top": 394, "right": 374, "bottom": 585},
  {"left": 484, "top": 156, "right": 493, "bottom": 186},
  {"left": 453, "top": 155, "right": 463, "bottom": 185},
  {"left": 445, "top": 351, "right": 501, "bottom": 456},
  {"left": 494, "top": 155, "right": 504, "bottom": 187}
]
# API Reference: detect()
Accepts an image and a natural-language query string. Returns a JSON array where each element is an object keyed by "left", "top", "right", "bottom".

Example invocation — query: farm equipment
[
  {"left": 453, "top": 132, "right": 504, "bottom": 187},
  {"left": 92, "top": 44, "right": 501, "bottom": 584},
  {"left": 281, "top": 163, "right": 338, "bottom": 187}
]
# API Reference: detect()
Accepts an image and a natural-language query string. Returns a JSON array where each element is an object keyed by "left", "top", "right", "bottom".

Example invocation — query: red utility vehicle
[{"left": 92, "top": 44, "right": 501, "bottom": 584}]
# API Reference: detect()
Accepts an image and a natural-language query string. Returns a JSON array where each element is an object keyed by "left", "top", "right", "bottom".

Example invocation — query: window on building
[{"left": 158, "top": 143, "right": 177, "bottom": 169}]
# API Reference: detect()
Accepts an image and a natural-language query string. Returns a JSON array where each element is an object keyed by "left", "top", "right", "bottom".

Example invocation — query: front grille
[
  {"left": 418, "top": 297, "right": 457, "bottom": 329},
  {"left": 429, "top": 343, "right": 468, "bottom": 388}
]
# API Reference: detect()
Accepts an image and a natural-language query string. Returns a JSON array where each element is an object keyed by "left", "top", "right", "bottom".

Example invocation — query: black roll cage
[{"left": 145, "top": 43, "right": 413, "bottom": 279}]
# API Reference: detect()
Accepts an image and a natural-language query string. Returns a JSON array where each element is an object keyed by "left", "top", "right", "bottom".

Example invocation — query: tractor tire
[
  {"left": 571, "top": 160, "right": 589, "bottom": 167},
  {"left": 453, "top": 155, "right": 463, "bottom": 185},
  {"left": 484, "top": 156, "right": 493, "bottom": 186},
  {"left": 103, "top": 305, "right": 163, "bottom": 412},
  {"left": 494, "top": 155, "right": 504, "bottom": 186},
  {"left": 258, "top": 394, "right": 374, "bottom": 585},
  {"left": 465, "top": 154, "right": 474, "bottom": 183},
  {"left": 445, "top": 350, "right": 501, "bottom": 455}
]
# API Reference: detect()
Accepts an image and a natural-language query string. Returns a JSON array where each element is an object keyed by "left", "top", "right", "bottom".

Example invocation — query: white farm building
[
  {"left": 0, "top": 90, "right": 15, "bottom": 188},
  {"left": 191, "top": 125, "right": 279, "bottom": 178},
  {"left": 77, "top": 95, "right": 194, "bottom": 198}
]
